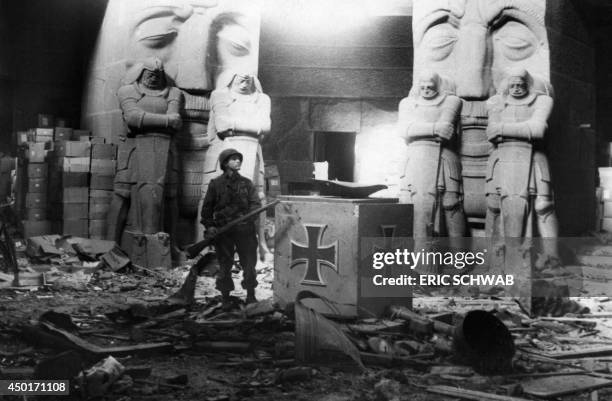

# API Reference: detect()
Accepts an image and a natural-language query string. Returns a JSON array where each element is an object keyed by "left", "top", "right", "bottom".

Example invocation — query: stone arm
[
  {"left": 486, "top": 96, "right": 504, "bottom": 143},
  {"left": 236, "top": 94, "right": 271, "bottom": 138},
  {"left": 210, "top": 90, "right": 234, "bottom": 137},
  {"left": 432, "top": 95, "right": 461, "bottom": 141},
  {"left": 211, "top": 91, "right": 271, "bottom": 139},
  {"left": 117, "top": 85, "right": 182, "bottom": 132},
  {"left": 501, "top": 95, "right": 553, "bottom": 141},
  {"left": 487, "top": 95, "right": 552, "bottom": 143},
  {"left": 166, "top": 87, "right": 183, "bottom": 116},
  {"left": 398, "top": 98, "right": 425, "bottom": 142},
  {"left": 398, "top": 96, "right": 460, "bottom": 143}
]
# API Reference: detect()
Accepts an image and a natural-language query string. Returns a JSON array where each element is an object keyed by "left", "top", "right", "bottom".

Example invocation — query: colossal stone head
[
  {"left": 82, "top": 0, "right": 260, "bottom": 141},
  {"left": 412, "top": 0, "right": 549, "bottom": 100}
]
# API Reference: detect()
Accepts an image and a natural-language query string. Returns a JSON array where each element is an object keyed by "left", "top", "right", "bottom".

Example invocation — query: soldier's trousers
[{"left": 215, "top": 224, "right": 258, "bottom": 293}]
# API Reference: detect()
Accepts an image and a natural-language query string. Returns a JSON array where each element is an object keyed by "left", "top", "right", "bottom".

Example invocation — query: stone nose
[
  {"left": 172, "top": 13, "right": 212, "bottom": 91},
  {"left": 453, "top": 23, "right": 492, "bottom": 99}
]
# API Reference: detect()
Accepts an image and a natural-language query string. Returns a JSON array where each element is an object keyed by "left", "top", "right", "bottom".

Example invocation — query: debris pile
[{"left": 0, "top": 233, "right": 611, "bottom": 399}]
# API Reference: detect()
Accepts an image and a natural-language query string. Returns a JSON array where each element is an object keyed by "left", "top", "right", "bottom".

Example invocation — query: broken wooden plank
[
  {"left": 101, "top": 342, "right": 174, "bottom": 357},
  {"left": 0, "top": 271, "right": 43, "bottom": 287},
  {"left": 544, "top": 346, "right": 612, "bottom": 360},
  {"left": 194, "top": 341, "right": 251, "bottom": 354},
  {"left": 521, "top": 374, "right": 612, "bottom": 398},
  {"left": 132, "top": 308, "right": 187, "bottom": 330},
  {"left": 191, "top": 319, "right": 247, "bottom": 329},
  {"left": 540, "top": 317, "right": 605, "bottom": 323},
  {"left": 389, "top": 306, "right": 433, "bottom": 334},
  {"left": 347, "top": 320, "right": 406, "bottom": 335},
  {"left": 360, "top": 352, "right": 433, "bottom": 368},
  {"left": 123, "top": 365, "right": 152, "bottom": 379},
  {"left": 34, "top": 322, "right": 173, "bottom": 357},
  {"left": 0, "top": 367, "right": 35, "bottom": 380},
  {"left": 426, "top": 385, "right": 531, "bottom": 401}
]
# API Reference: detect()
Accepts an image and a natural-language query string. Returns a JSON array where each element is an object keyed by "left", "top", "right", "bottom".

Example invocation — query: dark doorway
[{"left": 313, "top": 131, "right": 356, "bottom": 181}]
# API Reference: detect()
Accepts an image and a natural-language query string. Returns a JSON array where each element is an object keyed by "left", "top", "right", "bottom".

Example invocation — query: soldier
[
  {"left": 398, "top": 71, "right": 466, "bottom": 239},
  {"left": 205, "top": 72, "right": 272, "bottom": 260},
  {"left": 485, "top": 68, "right": 558, "bottom": 240},
  {"left": 201, "top": 148, "right": 261, "bottom": 307},
  {"left": 107, "top": 58, "right": 182, "bottom": 261}
]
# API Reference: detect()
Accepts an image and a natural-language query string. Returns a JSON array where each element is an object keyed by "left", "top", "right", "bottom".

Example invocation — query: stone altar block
[{"left": 274, "top": 196, "right": 413, "bottom": 317}]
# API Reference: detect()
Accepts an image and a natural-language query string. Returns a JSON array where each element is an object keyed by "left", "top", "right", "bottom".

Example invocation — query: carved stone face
[
  {"left": 419, "top": 79, "right": 439, "bottom": 99},
  {"left": 412, "top": 0, "right": 548, "bottom": 99},
  {"left": 82, "top": 0, "right": 260, "bottom": 136},
  {"left": 231, "top": 74, "right": 254, "bottom": 95},
  {"left": 508, "top": 76, "right": 528, "bottom": 98},
  {"left": 140, "top": 69, "right": 165, "bottom": 89},
  {"left": 125, "top": 0, "right": 258, "bottom": 91}
]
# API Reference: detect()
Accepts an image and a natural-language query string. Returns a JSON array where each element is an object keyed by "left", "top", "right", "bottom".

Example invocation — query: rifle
[{"left": 186, "top": 199, "right": 280, "bottom": 258}]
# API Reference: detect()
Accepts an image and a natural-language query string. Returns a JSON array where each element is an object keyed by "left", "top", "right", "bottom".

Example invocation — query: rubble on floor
[{"left": 0, "top": 235, "right": 611, "bottom": 400}]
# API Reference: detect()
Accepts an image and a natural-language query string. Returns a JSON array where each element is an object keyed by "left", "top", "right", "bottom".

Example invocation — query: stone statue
[
  {"left": 107, "top": 58, "right": 183, "bottom": 263},
  {"left": 398, "top": 71, "right": 466, "bottom": 239},
  {"left": 485, "top": 68, "right": 558, "bottom": 239},
  {"left": 412, "top": 0, "right": 549, "bottom": 224},
  {"left": 81, "top": 0, "right": 261, "bottom": 246},
  {"left": 207, "top": 72, "right": 272, "bottom": 259}
]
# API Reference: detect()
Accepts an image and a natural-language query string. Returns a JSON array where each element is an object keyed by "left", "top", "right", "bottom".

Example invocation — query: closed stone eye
[
  {"left": 134, "top": 15, "right": 180, "bottom": 49},
  {"left": 493, "top": 21, "right": 537, "bottom": 61},
  {"left": 217, "top": 25, "right": 252, "bottom": 57},
  {"left": 421, "top": 24, "right": 458, "bottom": 61}
]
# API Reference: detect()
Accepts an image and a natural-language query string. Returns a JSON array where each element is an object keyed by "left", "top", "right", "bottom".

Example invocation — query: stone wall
[
  {"left": 259, "top": 3, "right": 413, "bottom": 190},
  {"left": 546, "top": 0, "right": 597, "bottom": 234},
  {"left": 0, "top": 0, "right": 106, "bottom": 153},
  {"left": 0, "top": 0, "right": 13, "bottom": 154}
]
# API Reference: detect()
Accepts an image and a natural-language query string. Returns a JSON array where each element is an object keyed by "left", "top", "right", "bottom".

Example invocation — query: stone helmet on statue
[
  {"left": 223, "top": 71, "right": 263, "bottom": 95},
  {"left": 408, "top": 70, "right": 457, "bottom": 102},
  {"left": 122, "top": 57, "right": 167, "bottom": 87},
  {"left": 499, "top": 67, "right": 553, "bottom": 100}
]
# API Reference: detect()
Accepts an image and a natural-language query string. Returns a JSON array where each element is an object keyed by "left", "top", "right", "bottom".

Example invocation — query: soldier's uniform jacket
[{"left": 201, "top": 172, "right": 261, "bottom": 228}]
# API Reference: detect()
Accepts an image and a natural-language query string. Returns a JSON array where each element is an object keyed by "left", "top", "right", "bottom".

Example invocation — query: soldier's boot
[{"left": 246, "top": 289, "right": 257, "bottom": 304}]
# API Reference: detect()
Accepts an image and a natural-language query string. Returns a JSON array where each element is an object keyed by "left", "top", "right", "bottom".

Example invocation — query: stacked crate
[
  {"left": 89, "top": 140, "right": 116, "bottom": 239},
  {"left": 0, "top": 154, "right": 15, "bottom": 202},
  {"left": 20, "top": 116, "right": 54, "bottom": 238},
  {"left": 52, "top": 137, "right": 91, "bottom": 237}
]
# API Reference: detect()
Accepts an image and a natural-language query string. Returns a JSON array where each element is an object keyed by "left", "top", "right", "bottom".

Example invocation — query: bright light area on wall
[
  {"left": 354, "top": 124, "right": 405, "bottom": 198},
  {"left": 263, "top": 0, "right": 402, "bottom": 36}
]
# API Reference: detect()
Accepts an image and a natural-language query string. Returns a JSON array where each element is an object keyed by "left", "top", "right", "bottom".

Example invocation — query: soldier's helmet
[{"left": 218, "top": 148, "right": 243, "bottom": 170}]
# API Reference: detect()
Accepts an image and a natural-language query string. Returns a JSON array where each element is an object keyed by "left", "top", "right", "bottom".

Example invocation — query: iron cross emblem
[{"left": 290, "top": 224, "right": 338, "bottom": 286}]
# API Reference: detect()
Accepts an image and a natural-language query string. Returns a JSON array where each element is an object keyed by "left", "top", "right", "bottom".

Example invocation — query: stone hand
[
  {"left": 434, "top": 123, "right": 453, "bottom": 141},
  {"left": 217, "top": 129, "right": 234, "bottom": 140},
  {"left": 168, "top": 113, "right": 182, "bottom": 130},
  {"left": 487, "top": 124, "right": 503, "bottom": 143}
]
